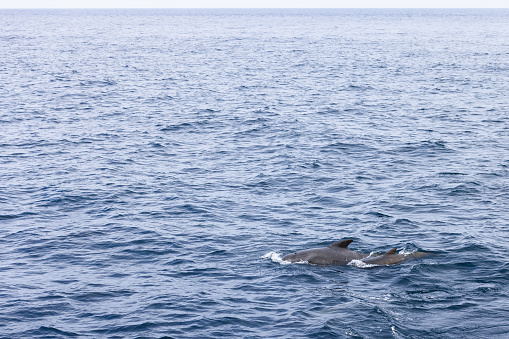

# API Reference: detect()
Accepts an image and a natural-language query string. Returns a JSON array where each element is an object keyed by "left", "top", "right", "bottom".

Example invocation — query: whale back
[{"left": 283, "top": 239, "right": 367, "bottom": 265}]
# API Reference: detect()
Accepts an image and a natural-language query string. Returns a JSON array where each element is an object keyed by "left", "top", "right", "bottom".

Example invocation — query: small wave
[
  {"left": 438, "top": 172, "right": 467, "bottom": 176},
  {"left": 400, "top": 244, "right": 419, "bottom": 254},
  {"left": 160, "top": 122, "right": 193, "bottom": 131},
  {"left": 366, "top": 211, "right": 392, "bottom": 218},
  {"left": 395, "top": 140, "right": 454, "bottom": 156},
  {"left": 79, "top": 79, "right": 117, "bottom": 87},
  {"left": 36, "top": 326, "right": 79, "bottom": 337},
  {"left": 0, "top": 211, "right": 37, "bottom": 220}
]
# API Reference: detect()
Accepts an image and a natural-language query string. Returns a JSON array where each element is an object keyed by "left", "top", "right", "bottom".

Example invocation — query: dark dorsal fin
[
  {"left": 329, "top": 239, "right": 353, "bottom": 249},
  {"left": 385, "top": 248, "right": 397, "bottom": 255}
]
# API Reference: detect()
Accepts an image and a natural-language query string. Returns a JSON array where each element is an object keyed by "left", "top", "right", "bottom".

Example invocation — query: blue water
[{"left": 1, "top": 8, "right": 509, "bottom": 338}]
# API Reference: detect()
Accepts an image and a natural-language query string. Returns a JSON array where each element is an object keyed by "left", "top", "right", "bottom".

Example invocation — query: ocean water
[{"left": 1, "top": 8, "right": 509, "bottom": 338}]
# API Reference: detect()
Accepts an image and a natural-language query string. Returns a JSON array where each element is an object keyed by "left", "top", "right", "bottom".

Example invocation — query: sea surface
[{"left": 1, "top": 8, "right": 509, "bottom": 338}]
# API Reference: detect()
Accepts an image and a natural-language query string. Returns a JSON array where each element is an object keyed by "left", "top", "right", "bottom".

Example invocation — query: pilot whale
[
  {"left": 282, "top": 239, "right": 368, "bottom": 265},
  {"left": 283, "top": 239, "right": 432, "bottom": 266},
  {"left": 361, "top": 247, "right": 432, "bottom": 266}
]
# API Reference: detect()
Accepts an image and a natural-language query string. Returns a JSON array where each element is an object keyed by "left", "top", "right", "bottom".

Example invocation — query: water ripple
[{"left": 1, "top": 8, "right": 509, "bottom": 339}]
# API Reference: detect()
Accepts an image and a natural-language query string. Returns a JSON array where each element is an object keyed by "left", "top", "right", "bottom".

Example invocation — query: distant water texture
[{"left": 1, "top": 9, "right": 509, "bottom": 338}]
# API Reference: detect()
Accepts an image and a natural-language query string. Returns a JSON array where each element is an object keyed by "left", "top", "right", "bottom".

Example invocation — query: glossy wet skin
[
  {"left": 282, "top": 239, "right": 368, "bottom": 265},
  {"left": 283, "top": 240, "right": 433, "bottom": 266},
  {"left": 362, "top": 249, "right": 432, "bottom": 266}
]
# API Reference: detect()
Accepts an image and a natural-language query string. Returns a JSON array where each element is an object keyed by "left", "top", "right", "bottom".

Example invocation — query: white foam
[
  {"left": 365, "top": 251, "right": 379, "bottom": 258},
  {"left": 261, "top": 252, "right": 291, "bottom": 265},
  {"left": 348, "top": 259, "right": 379, "bottom": 268}
]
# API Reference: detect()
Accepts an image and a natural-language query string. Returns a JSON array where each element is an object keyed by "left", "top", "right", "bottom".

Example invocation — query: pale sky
[{"left": 1, "top": 0, "right": 508, "bottom": 9}]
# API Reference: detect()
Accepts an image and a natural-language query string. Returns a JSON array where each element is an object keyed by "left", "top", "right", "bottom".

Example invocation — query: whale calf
[
  {"left": 361, "top": 247, "right": 433, "bottom": 266},
  {"left": 283, "top": 239, "right": 433, "bottom": 266}
]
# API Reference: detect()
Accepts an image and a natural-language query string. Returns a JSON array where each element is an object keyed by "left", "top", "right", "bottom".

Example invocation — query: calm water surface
[{"left": 1, "top": 9, "right": 509, "bottom": 338}]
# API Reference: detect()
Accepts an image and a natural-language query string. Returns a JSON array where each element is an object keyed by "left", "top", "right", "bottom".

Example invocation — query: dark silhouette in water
[{"left": 283, "top": 239, "right": 433, "bottom": 266}]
